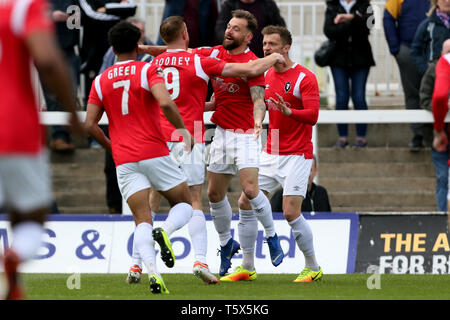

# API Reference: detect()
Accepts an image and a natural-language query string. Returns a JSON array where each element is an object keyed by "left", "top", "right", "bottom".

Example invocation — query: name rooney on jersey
[
  {"left": 153, "top": 56, "right": 191, "bottom": 67},
  {"left": 107, "top": 65, "right": 137, "bottom": 79}
]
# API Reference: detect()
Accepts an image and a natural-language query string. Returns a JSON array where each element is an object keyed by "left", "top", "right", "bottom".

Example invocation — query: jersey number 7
[{"left": 113, "top": 80, "right": 130, "bottom": 115}]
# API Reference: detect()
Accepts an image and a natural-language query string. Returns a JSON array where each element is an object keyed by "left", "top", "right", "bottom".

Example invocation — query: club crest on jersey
[
  {"left": 284, "top": 82, "right": 291, "bottom": 93},
  {"left": 156, "top": 67, "right": 164, "bottom": 77}
]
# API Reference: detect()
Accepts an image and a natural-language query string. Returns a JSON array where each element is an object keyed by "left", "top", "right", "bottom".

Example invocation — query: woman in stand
[{"left": 324, "top": 0, "right": 375, "bottom": 148}]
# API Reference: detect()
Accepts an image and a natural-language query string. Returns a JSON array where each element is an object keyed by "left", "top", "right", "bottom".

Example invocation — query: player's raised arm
[
  {"left": 138, "top": 44, "right": 167, "bottom": 57},
  {"left": 151, "top": 82, "right": 195, "bottom": 151},
  {"left": 250, "top": 85, "right": 267, "bottom": 140},
  {"left": 27, "top": 31, "right": 84, "bottom": 136},
  {"left": 221, "top": 53, "right": 286, "bottom": 78}
]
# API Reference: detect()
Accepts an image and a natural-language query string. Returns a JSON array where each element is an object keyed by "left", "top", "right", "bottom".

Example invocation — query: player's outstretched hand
[
  {"left": 433, "top": 130, "right": 448, "bottom": 152},
  {"left": 270, "top": 93, "right": 292, "bottom": 116}
]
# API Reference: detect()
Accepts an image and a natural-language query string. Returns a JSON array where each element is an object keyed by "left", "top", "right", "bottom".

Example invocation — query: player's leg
[
  {"left": 282, "top": 156, "right": 322, "bottom": 282},
  {"left": 0, "top": 154, "right": 52, "bottom": 300},
  {"left": 116, "top": 162, "right": 166, "bottom": 292},
  {"left": 188, "top": 184, "right": 219, "bottom": 284}
]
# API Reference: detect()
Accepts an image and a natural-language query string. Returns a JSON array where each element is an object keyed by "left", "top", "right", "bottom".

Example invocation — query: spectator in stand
[
  {"left": 98, "top": 17, "right": 154, "bottom": 214},
  {"left": 78, "top": 0, "right": 137, "bottom": 106},
  {"left": 156, "top": 0, "right": 219, "bottom": 47},
  {"left": 324, "top": 0, "right": 375, "bottom": 149},
  {"left": 215, "top": 0, "right": 285, "bottom": 57},
  {"left": 383, "top": 0, "right": 430, "bottom": 152},
  {"left": 430, "top": 39, "right": 450, "bottom": 212},
  {"left": 270, "top": 155, "right": 332, "bottom": 213},
  {"left": 411, "top": 0, "right": 450, "bottom": 78},
  {"left": 43, "top": 0, "right": 81, "bottom": 153}
]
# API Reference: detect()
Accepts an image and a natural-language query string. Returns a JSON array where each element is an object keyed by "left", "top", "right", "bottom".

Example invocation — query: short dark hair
[
  {"left": 261, "top": 25, "right": 292, "bottom": 46},
  {"left": 160, "top": 16, "right": 185, "bottom": 44},
  {"left": 231, "top": 9, "right": 258, "bottom": 34},
  {"left": 108, "top": 21, "right": 141, "bottom": 54}
]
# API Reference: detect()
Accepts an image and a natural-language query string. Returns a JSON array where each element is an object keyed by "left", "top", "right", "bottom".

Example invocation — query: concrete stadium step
[
  {"left": 49, "top": 148, "right": 105, "bottom": 163},
  {"left": 53, "top": 190, "right": 106, "bottom": 207},
  {"left": 50, "top": 162, "right": 104, "bottom": 178},
  {"left": 328, "top": 191, "right": 437, "bottom": 208},
  {"left": 319, "top": 177, "right": 435, "bottom": 192},
  {"left": 318, "top": 147, "right": 432, "bottom": 163},
  {"left": 318, "top": 162, "right": 434, "bottom": 178},
  {"left": 57, "top": 206, "right": 110, "bottom": 214},
  {"left": 52, "top": 177, "right": 106, "bottom": 191},
  {"left": 317, "top": 123, "right": 433, "bottom": 148}
]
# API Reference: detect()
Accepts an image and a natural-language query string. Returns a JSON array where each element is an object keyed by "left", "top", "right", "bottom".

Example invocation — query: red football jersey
[
  {"left": 432, "top": 53, "right": 450, "bottom": 132},
  {"left": 0, "top": 0, "right": 54, "bottom": 154},
  {"left": 193, "top": 45, "right": 265, "bottom": 132},
  {"left": 264, "top": 63, "right": 320, "bottom": 158},
  {"left": 88, "top": 61, "right": 169, "bottom": 166},
  {"left": 152, "top": 49, "right": 226, "bottom": 142}
]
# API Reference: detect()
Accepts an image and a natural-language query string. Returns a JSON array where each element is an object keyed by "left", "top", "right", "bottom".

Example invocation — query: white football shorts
[
  {"left": 116, "top": 155, "right": 187, "bottom": 201},
  {"left": 207, "top": 126, "right": 261, "bottom": 175},
  {"left": 0, "top": 151, "right": 52, "bottom": 213},
  {"left": 167, "top": 142, "right": 205, "bottom": 186},
  {"left": 258, "top": 152, "right": 312, "bottom": 197}
]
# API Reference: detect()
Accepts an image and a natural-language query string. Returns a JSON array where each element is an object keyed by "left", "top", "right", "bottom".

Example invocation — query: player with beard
[
  {"left": 125, "top": 15, "right": 285, "bottom": 285},
  {"left": 139, "top": 10, "right": 285, "bottom": 280}
]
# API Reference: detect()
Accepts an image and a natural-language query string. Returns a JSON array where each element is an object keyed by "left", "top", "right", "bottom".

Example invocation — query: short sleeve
[
  {"left": 147, "top": 64, "right": 165, "bottom": 89},
  {"left": 200, "top": 56, "right": 226, "bottom": 76},
  {"left": 87, "top": 75, "right": 103, "bottom": 107},
  {"left": 248, "top": 73, "right": 265, "bottom": 88}
]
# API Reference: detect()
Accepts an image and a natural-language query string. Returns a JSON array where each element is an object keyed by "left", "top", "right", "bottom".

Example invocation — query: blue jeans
[
  {"left": 431, "top": 149, "right": 449, "bottom": 212},
  {"left": 331, "top": 67, "right": 370, "bottom": 138},
  {"left": 157, "top": 0, "right": 186, "bottom": 45}
]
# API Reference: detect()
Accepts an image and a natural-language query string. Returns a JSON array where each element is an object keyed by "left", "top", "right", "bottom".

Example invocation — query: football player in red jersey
[
  {"left": 138, "top": 10, "right": 286, "bottom": 281},
  {"left": 0, "top": 0, "right": 84, "bottom": 299},
  {"left": 85, "top": 21, "right": 195, "bottom": 294},
  {"left": 238, "top": 25, "right": 323, "bottom": 283},
  {"left": 128, "top": 15, "right": 285, "bottom": 285}
]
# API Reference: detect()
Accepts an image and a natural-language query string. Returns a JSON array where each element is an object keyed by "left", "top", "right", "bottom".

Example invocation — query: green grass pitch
[{"left": 16, "top": 273, "right": 450, "bottom": 300}]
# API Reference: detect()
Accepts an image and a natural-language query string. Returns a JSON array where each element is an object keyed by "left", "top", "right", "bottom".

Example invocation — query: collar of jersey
[
  {"left": 114, "top": 60, "right": 134, "bottom": 65},
  {"left": 166, "top": 49, "right": 186, "bottom": 53}
]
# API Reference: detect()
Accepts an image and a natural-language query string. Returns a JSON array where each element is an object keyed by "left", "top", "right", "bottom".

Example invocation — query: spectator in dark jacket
[
  {"left": 383, "top": 0, "right": 429, "bottom": 151},
  {"left": 420, "top": 39, "right": 450, "bottom": 212},
  {"left": 271, "top": 155, "right": 332, "bottom": 213},
  {"left": 411, "top": 0, "right": 450, "bottom": 77},
  {"left": 43, "top": 0, "right": 80, "bottom": 152},
  {"left": 323, "top": 0, "right": 375, "bottom": 149},
  {"left": 78, "top": 0, "right": 137, "bottom": 106},
  {"left": 215, "top": 0, "right": 285, "bottom": 57}
]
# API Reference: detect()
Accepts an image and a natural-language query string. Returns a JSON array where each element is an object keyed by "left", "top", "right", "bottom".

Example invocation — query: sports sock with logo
[
  {"left": 248, "top": 191, "right": 276, "bottom": 238},
  {"left": 238, "top": 209, "right": 257, "bottom": 271},
  {"left": 209, "top": 195, "right": 233, "bottom": 247},
  {"left": 288, "top": 214, "right": 320, "bottom": 271}
]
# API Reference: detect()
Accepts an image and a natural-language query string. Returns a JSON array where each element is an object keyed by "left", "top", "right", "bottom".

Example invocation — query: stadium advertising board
[
  {"left": 355, "top": 214, "right": 450, "bottom": 274},
  {"left": 0, "top": 212, "right": 358, "bottom": 274}
]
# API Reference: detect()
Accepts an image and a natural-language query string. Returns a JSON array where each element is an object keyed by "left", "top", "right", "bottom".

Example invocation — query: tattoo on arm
[{"left": 250, "top": 86, "right": 266, "bottom": 117}]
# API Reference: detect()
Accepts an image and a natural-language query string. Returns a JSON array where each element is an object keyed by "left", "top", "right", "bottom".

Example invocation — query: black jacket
[
  {"left": 50, "top": 0, "right": 79, "bottom": 50},
  {"left": 270, "top": 183, "right": 332, "bottom": 213},
  {"left": 323, "top": 0, "right": 375, "bottom": 69},
  {"left": 214, "top": 0, "right": 285, "bottom": 57}
]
